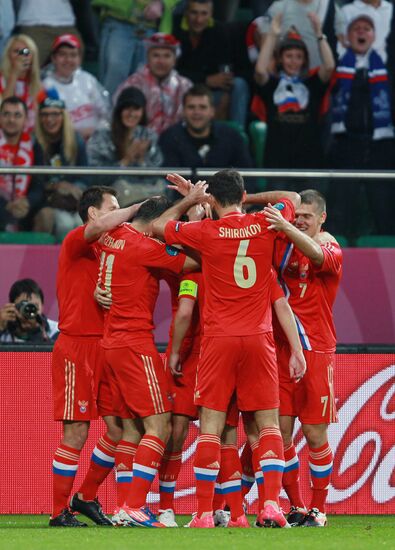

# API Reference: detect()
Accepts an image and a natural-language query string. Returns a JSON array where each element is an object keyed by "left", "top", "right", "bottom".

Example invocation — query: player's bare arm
[
  {"left": 182, "top": 256, "right": 200, "bottom": 273},
  {"left": 84, "top": 201, "right": 146, "bottom": 242},
  {"left": 94, "top": 284, "right": 112, "bottom": 310},
  {"left": 152, "top": 182, "right": 210, "bottom": 239},
  {"left": 264, "top": 204, "right": 324, "bottom": 266},
  {"left": 244, "top": 190, "right": 301, "bottom": 209},
  {"left": 169, "top": 297, "right": 195, "bottom": 377},
  {"left": 273, "top": 297, "right": 306, "bottom": 381}
]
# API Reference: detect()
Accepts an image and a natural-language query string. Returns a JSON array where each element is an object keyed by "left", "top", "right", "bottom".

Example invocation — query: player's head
[
  {"left": 207, "top": 169, "right": 245, "bottom": 210},
  {"left": 78, "top": 186, "right": 119, "bottom": 223},
  {"left": 133, "top": 196, "right": 173, "bottom": 223},
  {"left": 295, "top": 189, "right": 327, "bottom": 237}
]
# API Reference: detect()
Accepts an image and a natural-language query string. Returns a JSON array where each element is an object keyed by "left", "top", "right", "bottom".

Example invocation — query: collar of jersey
[{"left": 222, "top": 211, "right": 243, "bottom": 218}]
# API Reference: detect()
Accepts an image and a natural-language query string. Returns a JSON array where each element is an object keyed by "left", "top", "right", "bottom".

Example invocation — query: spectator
[
  {"left": 254, "top": 14, "right": 334, "bottom": 171},
  {"left": 42, "top": 33, "right": 110, "bottom": 141},
  {"left": 33, "top": 88, "right": 88, "bottom": 241},
  {"left": 327, "top": 14, "right": 395, "bottom": 236},
  {"left": 88, "top": 86, "right": 164, "bottom": 204},
  {"left": 14, "top": 0, "right": 80, "bottom": 67},
  {"left": 159, "top": 84, "right": 255, "bottom": 190},
  {"left": 173, "top": 0, "right": 249, "bottom": 127},
  {"left": 0, "top": 96, "right": 34, "bottom": 231},
  {"left": 115, "top": 33, "right": 192, "bottom": 135},
  {"left": 336, "top": 0, "right": 393, "bottom": 63},
  {"left": 0, "top": 34, "right": 41, "bottom": 131},
  {"left": 258, "top": 0, "right": 336, "bottom": 70},
  {"left": 92, "top": 0, "right": 164, "bottom": 95},
  {"left": 0, "top": 278, "right": 58, "bottom": 344},
  {"left": 0, "top": 0, "right": 15, "bottom": 58}
]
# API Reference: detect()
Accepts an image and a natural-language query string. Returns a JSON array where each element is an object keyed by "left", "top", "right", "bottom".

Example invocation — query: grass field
[{"left": 0, "top": 515, "right": 393, "bottom": 550}]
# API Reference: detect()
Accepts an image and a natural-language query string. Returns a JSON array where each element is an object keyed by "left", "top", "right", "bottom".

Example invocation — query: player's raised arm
[
  {"left": 244, "top": 190, "right": 301, "bottom": 209},
  {"left": 84, "top": 200, "right": 146, "bottom": 242}
]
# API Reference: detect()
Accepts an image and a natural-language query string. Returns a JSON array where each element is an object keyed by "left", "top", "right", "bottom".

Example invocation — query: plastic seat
[
  {"left": 221, "top": 120, "right": 249, "bottom": 145},
  {"left": 0, "top": 231, "right": 56, "bottom": 244},
  {"left": 333, "top": 235, "right": 349, "bottom": 248},
  {"left": 356, "top": 235, "right": 395, "bottom": 248}
]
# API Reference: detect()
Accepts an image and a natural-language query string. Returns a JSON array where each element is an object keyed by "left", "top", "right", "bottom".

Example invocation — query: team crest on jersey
[
  {"left": 78, "top": 400, "right": 88, "bottom": 413},
  {"left": 166, "top": 245, "right": 179, "bottom": 256}
]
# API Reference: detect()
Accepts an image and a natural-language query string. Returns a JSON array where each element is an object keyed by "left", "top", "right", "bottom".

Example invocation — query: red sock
[
  {"left": 115, "top": 440, "right": 138, "bottom": 507},
  {"left": 159, "top": 451, "right": 182, "bottom": 511},
  {"left": 258, "top": 427, "right": 284, "bottom": 505},
  {"left": 240, "top": 442, "right": 255, "bottom": 498},
  {"left": 78, "top": 433, "right": 117, "bottom": 500},
  {"left": 251, "top": 440, "right": 265, "bottom": 509},
  {"left": 220, "top": 444, "right": 244, "bottom": 520},
  {"left": 283, "top": 442, "right": 305, "bottom": 509},
  {"left": 193, "top": 434, "right": 221, "bottom": 517},
  {"left": 126, "top": 435, "right": 165, "bottom": 509},
  {"left": 309, "top": 442, "right": 333, "bottom": 513},
  {"left": 52, "top": 444, "right": 80, "bottom": 517}
]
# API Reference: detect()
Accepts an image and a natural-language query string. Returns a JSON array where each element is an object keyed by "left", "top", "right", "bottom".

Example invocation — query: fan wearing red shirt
[
  {"left": 258, "top": 189, "right": 342, "bottom": 528},
  {"left": 152, "top": 170, "right": 302, "bottom": 528},
  {"left": 51, "top": 186, "right": 144, "bottom": 528},
  {"left": 97, "top": 196, "right": 200, "bottom": 528}
]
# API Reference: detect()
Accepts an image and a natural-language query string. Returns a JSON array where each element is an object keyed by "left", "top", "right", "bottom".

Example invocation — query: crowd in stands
[{"left": 0, "top": 0, "right": 394, "bottom": 241}]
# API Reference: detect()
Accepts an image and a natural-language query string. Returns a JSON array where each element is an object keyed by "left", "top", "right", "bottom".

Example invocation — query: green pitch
[{"left": 0, "top": 515, "right": 393, "bottom": 550}]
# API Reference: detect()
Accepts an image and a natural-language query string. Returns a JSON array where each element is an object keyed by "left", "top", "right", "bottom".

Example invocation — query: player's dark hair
[
  {"left": 133, "top": 196, "right": 173, "bottom": 222},
  {"left": 78, "top": 186, "right": 117, "bottom": 223},
  {"left": 0, "top": 95, "right": 28, "bottom": 114},
  {"left": 207, "top": 169, "right": 244, "bottom": 207},
  {"left": 300, "top": 189, "right": 326, "bottom": 214},
  {"left": 183, "top": 83, "right": 214, "bottom": 106},
  {"left": 9, "top": 278, "right": 44, "bottom": 303}
]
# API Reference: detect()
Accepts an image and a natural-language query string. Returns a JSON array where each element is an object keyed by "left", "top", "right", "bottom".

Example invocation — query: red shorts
[
  {"left": 96, "top": 360, "right": 118, "bottom": 418},
  {"left": 167, "top": 347, "right": 199, "bottom": 419},
  {"left": 225, "top": 394, "right": 240, "bottom": 427},
  {"left": 104, "top": 343, "right": 172, "bottom": 418},
  {"left": 52, "top": 333, "right": 100, "bottom": 421},
  {"left": 278, "top": 343, "right": 337, "bottom": 424},
  {"left": 195, "top": 333, "right": 279, "bottom": 413}
]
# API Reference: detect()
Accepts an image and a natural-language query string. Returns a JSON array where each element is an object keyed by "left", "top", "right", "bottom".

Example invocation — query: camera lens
[
  {"left": 16, "top": 300, "right": 38, "bottom": 319},
  {"left": 18, "top": 48, "right": 31, "bottom": 56}
]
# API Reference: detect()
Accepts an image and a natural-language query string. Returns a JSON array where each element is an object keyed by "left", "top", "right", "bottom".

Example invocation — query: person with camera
[
  {"left": 32, "top": 87, "right": 88, "bottom": 242},
  {"left": 0, "top": 34, "right": 42, "bottom": 132},
  {"left": 0, "top": 278, "right": 58, "bottom": 344}
]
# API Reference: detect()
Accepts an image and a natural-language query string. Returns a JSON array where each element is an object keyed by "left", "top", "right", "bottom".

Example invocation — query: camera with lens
[
  {"left": 15, "top": 300, "right": 38, "bottom": 320},
  {"left": 18, "top": 48, "right": 31, "bottom": 56}
]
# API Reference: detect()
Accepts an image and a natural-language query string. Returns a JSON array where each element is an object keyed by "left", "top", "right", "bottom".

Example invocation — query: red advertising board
[{"left": 0, "top": 352, "right": 394, "bottom": 514}]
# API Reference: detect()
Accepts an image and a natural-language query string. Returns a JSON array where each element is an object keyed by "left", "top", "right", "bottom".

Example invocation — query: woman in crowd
[
  {"left": 33, "top": 88, "right": 88, "bottom": 241},
  {"left": 87, "top": 86, "right": 164, "bottom": 204},
  {"left": 0, "top": 34, "right": 41, "bottom": 131},
  {"left": 254, "top": 13, "right": 335, "bottom": 172}
]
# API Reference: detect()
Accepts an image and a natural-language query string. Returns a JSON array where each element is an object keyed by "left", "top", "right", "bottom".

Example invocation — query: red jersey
[
  {"left": 164, "top": 199, "right": 295, "bottom": 337},
  {"left": 273, "top": 235, "right": 342, "bottom": 352},
  {"left": 57, "top": 225, "right": 103, "bottom": 336},
  {"left": 0, "top": 130, "right": 33, "bottom": 202},
  {"left": 98, "top": 223, "right": 186, "bottom": 349}
]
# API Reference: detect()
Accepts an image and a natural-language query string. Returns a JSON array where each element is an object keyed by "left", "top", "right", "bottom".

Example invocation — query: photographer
[{"left": 0, "top": 278, "right": 58, "bottom": 344}]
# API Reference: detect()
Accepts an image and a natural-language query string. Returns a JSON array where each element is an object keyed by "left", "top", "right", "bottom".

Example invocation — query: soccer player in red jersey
[
  {"left": 50, "top": 186, "right": 145, "bottom": 527},
  {"left": 153, "top": 170, "right": 304, "bottom": 528},
  {"left": 255, "top": 189, "right": 342, "bottom": 527},
  {"left": 96, "top": 196, "right": 201, "bottom": 528}
]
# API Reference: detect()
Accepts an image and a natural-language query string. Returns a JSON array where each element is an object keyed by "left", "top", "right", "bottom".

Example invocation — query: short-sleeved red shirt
[
  {"left": 164, "top": 199, "right": 295, "bottom": 337},
  {"left": 57, "top": 225, "right": 103, "bottom": 337},
  {"left": 273, "top": 235, "right": 342, "bottom": 352},
  {"left": 98, "top": 223, "right": 186, "bottom": 349}
]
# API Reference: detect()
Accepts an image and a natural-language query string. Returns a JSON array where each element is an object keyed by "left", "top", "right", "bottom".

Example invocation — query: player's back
[{"left": 57, "top": 225, "right": 103, "bottom": 337}]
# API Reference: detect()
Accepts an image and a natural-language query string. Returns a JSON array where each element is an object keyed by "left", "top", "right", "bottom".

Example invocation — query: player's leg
[{"left": 242, "top": 413, "right": 265, "bottom": 517}]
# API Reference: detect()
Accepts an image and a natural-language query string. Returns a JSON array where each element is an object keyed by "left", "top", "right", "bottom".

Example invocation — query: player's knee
[
  {"left": 302, "top": 423, "right": 327, "bottom": 448},
  {"left": 105, "top": 424, "right": 123, "bottom": 443},
  {"left": 63, "top": 421, "right": 89, "bottom": 449}
]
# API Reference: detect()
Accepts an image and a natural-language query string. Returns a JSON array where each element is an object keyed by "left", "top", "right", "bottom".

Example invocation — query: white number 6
[{"left": 233, "top": 239, "right": 257, "bottom": 289}]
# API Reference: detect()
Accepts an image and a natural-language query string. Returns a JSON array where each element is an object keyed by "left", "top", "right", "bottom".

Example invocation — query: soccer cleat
[
  {"left": 121, "top": 506, "right": 166, "bottom": 528},
  {"left": 112, "top": 507, "right": 132, "bottom": 526},
  {"left": 213, "top": 509, "right": 230, "bottom": 527},
  {"left": 301, "top": 508, "right": 327, "bottom": 527},
  {"left": 189, "top": 513, "right": 215, "bottom": 528},
  {"left": 227, "top": 514, "right": 250, "bottom": 528},
  {"left": 49, "top": 508, "right": 88, "bottom": 527},
  {"left": 287, "top": 506, "right": 308, "bottom": 527},
  {"left": 183, "top": 512, "right": 196, "bottom": 527},
  {"left": 158, "top": 508, "right": 178, "bottom": 527},
  {"left": 70, "top": 493, "right": 113, "bottom": 525},
  {"left": 259, "top": 504, "right": 291, "bottom": 528}
]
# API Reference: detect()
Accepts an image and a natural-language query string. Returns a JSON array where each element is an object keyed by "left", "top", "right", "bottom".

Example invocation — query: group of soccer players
[{"left": 49, "top": 169, "right": 342, "bottom": 529}]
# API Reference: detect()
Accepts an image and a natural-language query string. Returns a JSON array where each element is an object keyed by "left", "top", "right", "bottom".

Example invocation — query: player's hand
[
  {"left": 166, "top": 173, "right": 194, "bottom": 196},
  {"left": 94, "top": 285, "right": 112, "bottom": 309},
  {"left": 0, "top": 302, "right": 17, "bottom": 331},
  {"left": 187, "top": 203, "right": 206, "bottom": 221},
  {"left": 289, "top": 349, "right": 306, "bottom": 381},
  {"left": 263, "top": 203, "right": 288, "bottom": 231},
  {"left": 169, "top": 351, "right": 183, "bottom": 377}
]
